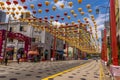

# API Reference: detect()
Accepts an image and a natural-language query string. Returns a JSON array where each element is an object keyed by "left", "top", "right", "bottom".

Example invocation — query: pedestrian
[
  {"left": 17, "top": 54, "right": 21, "bottom": 64},
  {"left": 5, "top": 56, "right": 8, "bottom": 66},
  {"left": 44, "top": 50, "right": 48, "bottom": 60}
]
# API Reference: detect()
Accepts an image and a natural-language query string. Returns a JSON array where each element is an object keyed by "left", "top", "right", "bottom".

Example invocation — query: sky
[{"left": 1, "top": 0, "right": 110, "bottom": 50}]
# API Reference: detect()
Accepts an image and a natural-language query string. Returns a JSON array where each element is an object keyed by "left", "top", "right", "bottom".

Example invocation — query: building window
[
  {"left": 8, "top": 38, "right": 13, "bottom": 42},
  {"left": 9, "top": 27, "right": 13, "bottom": 32},
  {"left": 32, "top": 38, "right": 35, "bottom": 42},
  {"left": 20, "top": 26, "right": 23, "bottom": 31}
]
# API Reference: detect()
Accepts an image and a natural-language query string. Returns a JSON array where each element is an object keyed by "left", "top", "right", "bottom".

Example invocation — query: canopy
[{"left": 28, "top": 51, "right": 39, "bottom": 55}]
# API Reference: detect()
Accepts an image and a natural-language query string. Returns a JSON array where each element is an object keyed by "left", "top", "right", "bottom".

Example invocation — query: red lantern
[
  {"left": 13, "top": 0, "right": 18, "bottom": 5},
  {"left": 64, "top": 12, "right": 68, "bottom": 16},
  {"left": 50, "top": 16, "right": 54, "bottom": 19},
  {"left": 32, "top": 10, "right": 36, "bottom": 14},
  {"left": 44, "top": 16, "right": 48, "bottom": 20},
  {"left": 55, "top": 20, "right": 58, "bottom": 22},
  {"left": 61, "top": 17, "right": 64, "bottom": 21},
  {"left": 6, "top": 0, "right": 11, "bottom": 5},
  {"left": 65, "top": 23, "right": 68, "bottom": 25},
  {"left": 56, "top": 15, "right": 60, "bottom": 18},
  {"left": 39, "top": 17, "right": 42, "bottom": 20},
  {"left": 45, "top": 8, "right": 49, "bottom": 13},
  {"left": 38, "top": 3, "right": 42, "bottom": 7},
  {"left": 23, "top": 6, "right": 27, "bottom": 9},
  {"left": 21, "top": 0, "right": 26, "bottom": 3},
  {"left": 45, "top": 20, "right": 48, "bottom": 23}
]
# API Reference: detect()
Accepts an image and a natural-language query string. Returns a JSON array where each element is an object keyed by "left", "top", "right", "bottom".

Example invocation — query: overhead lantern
[
  {"left": 73, "top": 14, "right": 77, "bottom": 17},
  {"left": 26, "top": 11, "right": 30, "bottom": 15},
  {"left": 71, "top": 10, "right": 74, "bottom": 14},
  {"left": 68, "top": 2, "right": 73, "bottom": 7},
  {"left": 50, "top": 15, "right": 54, "bottom": 19},
  {"left": 20, "top": 0, "right": 26, "bottom": 3},
  {"left": 78, "top": 8, "right": 82, "bottom": 12},
  {"left": 1, "top": 6, "right": 5, "bottom": 10},
  {"left": 56, "top": 14, "right": 60, "bottom": 18},
  {"left": 80, "top": 12, "right": 84, "bottom": 15},
  {"left": 45, "top": 1, "right": 50, "bottom": 6},
  {"left": 91, "top": 15, "right": 94, "bottom": 18},
  {"left": 61, "top": 17, "right": 64, "bottom": 21},
  {"left": 6, "top": 0, "right": 11, "bottom": 5},
  {"left": 64, "top": 12, "right": 68, "bottom": 16},
  {"left": 0, "top": 2, "right": 5, "bottom": 6},
  {"left": 6, "top": 12, "right": 9, "bottom": 15},
  {"left": 32, "top": 10, "right": 36, "bottom": 14},
  {"left": 38, "top": 3, "right": 42, "bottom": 8},
  {"left": 78, "top": 0, "right": 82, "bottom": 4},
  {"left": 52, "top": 6, "right": 56, "bottom": 11},
  {"left": 71, "top": 21, "right": 75, "bottom": 25},
  {"left": 88, "top": 9, "right": 92, "bottom": 13},
  {"left": 54, "top": 0, "right": 58, "bottom": 3},
  {"left": 86, "top": 4, "right": 91, "bottom": 9},
  {"left": 55, "top": 19, "right": 58, "bottom": 22},
  {"left": 23, "top": 6, "right": 27, "bottom": 10},
  {"left": 30, "top": 4, "right": 34, "bottom": 9},
  {"left": 18, "top": 6, "right": 22, "bottom": 10},
  {"left": 7, "top": 7, "right": 11, "bottom": 11},
  {"left": 12, "top": 7, "right": 16, "bottom": 11},
  {"left": 44, "top": 16, "right": 48, "bottom": 20},
  {"left": 13, "top": 0, "right": 18, "bottom": 5},
  {"left": 16, "top": 12, "right": 19, "bottom": 15},
  {"left": 45, "top": 8, "right": 49, "bottom": 13},
  {"left": 67, "top": 16, "right": 71, "bottom": 20},
  {"left": 38, "top": 9, "right": 42, "bottom": 13},
  {"left": 84, "top": 17, "right": 87, "bottom": 21},
  {"left": 77, "top": 19, "right": 81, "bottom": 23},
  {"left": 60, "top": 3, "right": 64, "bottom": 8}
]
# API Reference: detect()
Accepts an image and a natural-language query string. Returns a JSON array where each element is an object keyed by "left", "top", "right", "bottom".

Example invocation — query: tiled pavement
[{"left": 0, "top": 60, "right": 90, "bottom": 80}]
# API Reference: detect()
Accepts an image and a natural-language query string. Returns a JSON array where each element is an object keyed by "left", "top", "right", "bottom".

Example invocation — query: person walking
[
  {"left": 17, "top": 54, "right": 21, "bottom": 64},
  {"left": 5, "top": 55, "right": 8, "bottom": 66},
  {"left": 44, "top": 49, "right": 48, "bottom": 60}
]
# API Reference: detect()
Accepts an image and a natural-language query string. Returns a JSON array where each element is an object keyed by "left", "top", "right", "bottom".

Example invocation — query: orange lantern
[
  {"left": 78, "top": 8, "right": 82, "bottom": 12},
  {"left": 78, "top": 0, "right": 82, "bottom": 4},
  {"left": 30, "top": 4, "right": 34, "bottom": 9},
  {"left": 6, "top": 12, "right": 9, "bottom": 15},
  {"left": 84, "top": 17, "right": 87, "bottom": 21},
  {"left": 86, "top": 4, "right": 91, "bottom": 9},
  {"left": 71, "top": 21, "right": 75, "bottom": 25},
  {"left": 60, "top": 3, "right": 64, "bottom": 8},
  {"left": 11, "top": 12, "right": 15, "bottom": 15},
  {"left": 45, "top": 1, "right": 50, "bottom": 6},
  {"left": 54, "top": 0, "right": 58, "bottom": 3},
  {"left": 52, "top": 6, "right": 56, "bottom": 11},
  {"left": 77, "top": 19, "right": 81, "bottom": 23},
  {"left": 21, "top": 12, "right": 25, "bottom": 15},
  {"left": 26, "top": 11, "right": 30, "bottom": 15},
  {"left": 71, "top": 10, "right": 74, "bottom": 14},
  {"left": 68, "top": 2, "right": 73, "bottom": 7},
  {"left": 0, "top": 2, "right": 5, "bottom": 6},
  {"left": 18, "top": 6, "right": 22, "bottom": 10},
  {"left": 38, "top": 9, "right": 42, "bottom": 13}
]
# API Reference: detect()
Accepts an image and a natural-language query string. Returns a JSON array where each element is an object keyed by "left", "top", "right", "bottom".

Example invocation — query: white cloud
[
  {"left": 52, "top": 21, "right": 65, "bottom": 28},
  {"left": 54, "top": 0, "right": 73, "bottom": 10}
]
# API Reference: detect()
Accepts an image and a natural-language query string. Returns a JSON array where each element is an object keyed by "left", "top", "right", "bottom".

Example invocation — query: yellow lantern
[
  {"left": 45, "top": 1, "right": 50, "bottom": 6},
  {"left": 71, "top": 21, "right": 75, "bottom": 25},
  {"left": 6, "top": 12, "right": 9, "bottom": 15},
  {"left": 26, "top": 11, "right": 30, "bottom": 15},
  {"left": 30, "top": 4, "right": 34, "bottom": 9},
  {"left": 73, "top": 14, "right": 77, "bottom": 17},
  {"left": 67, "top": 16, "right": 71, "bottom": 19},
  {"left": 54, "top": 0, "right": 58, "bottom": 3},
  {"left": 78, "top": 0, "right": 82, "bottom": 4},
  {"left": 71, "top": 10, "right": 74, "bottom": 14},
  {"left": 0, "top": 2, "right": 4, "bottom": 6},
  {"left": 60, "top": 3, "right": 64, "bottom": 8},
  {"left": 14, "top": 17, "right": 17, "bottom": 20},
  {"left": 2, "top": 6, "right": 5, "bottom": 10},
  {"left": 91, "top": 15, "right": 94, "bottom": 18},
  {"left": 88, "top": 9, "right": 92, "bottom": 13},
  {"left": 86, "top": 4, "right": 91, "bottom": 9},
  {"left": 7, "top": 7, "right": 11, "bottom": 11},
  {"left": 18, "top": 6, "right": 22, "bottom": 10},
  {"left": 21, "top": 12, "right": 25, "bottom": 15},
  {"left": 78, "top": 8, "right": 82, "bottom": 12},
  {"left": 77, "top": 19, "right": 81, "bottom": 23},
  {"left": 12, "top": 7, "right": 16, "bottom": 11},
  {"left": 80, "top": 12, "right": 84, "bottom": 15},
  {"left": 11, "top": 12, "right": 15, "bottom": 15},
  {"left": 68, "top": 2, "right": 73, "bottom": 7},
  {"left": 38, "top": 9, "right": 42, "bottom": 13},
  {"left": 52, "top": 6, "right": 56, "bottom": 11},
  {"left": 84, "top": 17, "right": 87, "bottom": 21}
]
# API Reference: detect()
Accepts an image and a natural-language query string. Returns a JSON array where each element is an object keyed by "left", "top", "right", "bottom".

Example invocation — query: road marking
[
  {"left": 41, "top": 62, "right": 90, "bottom": 80},
  {"left": 99, "top": 62, "right": 105, "bottom": 80}
]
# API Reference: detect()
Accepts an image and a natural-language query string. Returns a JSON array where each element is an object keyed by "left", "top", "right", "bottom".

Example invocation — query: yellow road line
[
  {"left": 41, "top": 62, "right": 90, "bottom": 80},
  {"left": 99, "top": 62, "right": 105, "bottom": 80}
]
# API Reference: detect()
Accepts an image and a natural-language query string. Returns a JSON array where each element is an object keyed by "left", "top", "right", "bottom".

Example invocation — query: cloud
[
  {"left": 53, "top": 0, "right": 73, "bottom": 10},
  {"left": 52, "top": 21, "right": 65, "bottom": 28}
]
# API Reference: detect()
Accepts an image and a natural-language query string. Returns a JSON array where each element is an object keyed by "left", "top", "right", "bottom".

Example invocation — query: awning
[
  {"left": 28, "top": 51, "right": 39, "bottom": 55},
  {"left": 56, "top": 50, "right": 64, "bottom": 54}
]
